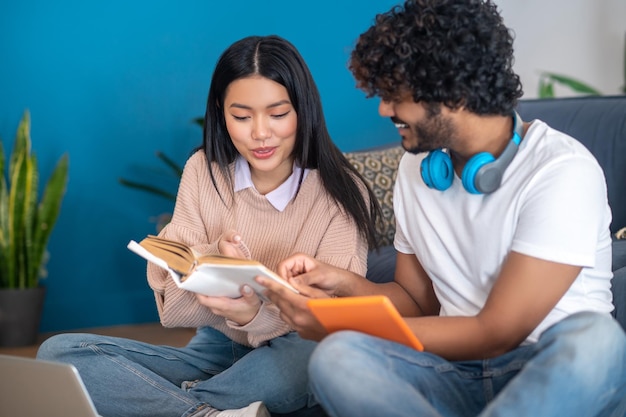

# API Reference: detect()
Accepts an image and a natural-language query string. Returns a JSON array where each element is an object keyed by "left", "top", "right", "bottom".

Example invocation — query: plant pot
[{"left": 0, "top": 287, "right": 46, "bottom": 347}]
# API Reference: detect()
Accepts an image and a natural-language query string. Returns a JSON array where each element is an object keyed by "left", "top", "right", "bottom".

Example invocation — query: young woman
[{"left": 37, "top": 35, "right": 381, "bottom": 417}]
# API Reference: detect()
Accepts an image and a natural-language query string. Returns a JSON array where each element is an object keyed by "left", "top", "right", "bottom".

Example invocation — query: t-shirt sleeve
[{"left": 511, "top": 155, "right": 610, "bottom": 267}]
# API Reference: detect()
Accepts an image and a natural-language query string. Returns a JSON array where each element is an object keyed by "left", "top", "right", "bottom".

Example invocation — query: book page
[
  {"left": 138, "top": 236, "right": 195, "bottom": 275},
  {"left": 180, "top": 263, "right": 296, "bottom": 298},
  {"left": 127, "top": 241, "right": 171, "bottom": 271},
  {"left": 139, "top": 235, "right": 263, "bottom": 275},
  {"left": 127, "top": 238, "right": 299, "bottom": 298}
]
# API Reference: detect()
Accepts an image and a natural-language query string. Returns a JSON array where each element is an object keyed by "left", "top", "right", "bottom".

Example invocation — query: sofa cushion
[
  {"left": 612, "top": 265, "right": 626, "bottom": 328},
  {"left": 614, "top": 239, "right": 626, "bottom": 271},
  {"left": 366, "top": 244, "right": 397, "bottom": 283},
  {"left": 517, "top": 96, "right": 626, "bottom": 234},
  {"left": 344, "top": 145, "right": 405, "bottom": 246}
]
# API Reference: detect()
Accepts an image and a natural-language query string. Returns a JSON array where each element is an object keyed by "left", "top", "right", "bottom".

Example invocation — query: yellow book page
[
  {"left": 139, "top": 236, "right": 267, "bottom": 277},
  {"left": 138, "top": 236, "right": 195, "bottom": 275}
]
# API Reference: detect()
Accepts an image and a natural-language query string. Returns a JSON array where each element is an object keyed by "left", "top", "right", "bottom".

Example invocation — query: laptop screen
[{"left": 0, "top": 354, "right": 101, "bottom": 417}]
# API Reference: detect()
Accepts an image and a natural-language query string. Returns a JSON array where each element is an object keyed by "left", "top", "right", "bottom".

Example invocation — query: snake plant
[{"left": 0, "top": 110, "right": 69, "bottom": 289}]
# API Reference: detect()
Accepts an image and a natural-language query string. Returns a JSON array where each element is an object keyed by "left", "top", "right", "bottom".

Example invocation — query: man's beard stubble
[{"left": 402, "top": 110, "right": 457, "bottom": 155}]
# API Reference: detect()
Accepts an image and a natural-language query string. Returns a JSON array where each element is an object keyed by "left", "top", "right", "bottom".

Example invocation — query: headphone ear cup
[
  {"left": 421, "top": 149, "right": 454, "bottom": 191},
  {"left": 461, "top": 152, "right": 495, "bottom": 194}
]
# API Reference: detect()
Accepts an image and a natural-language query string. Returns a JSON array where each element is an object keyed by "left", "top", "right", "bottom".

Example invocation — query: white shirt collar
[{"left": 233, "top": 156, "right": 309, "bottom": 212}]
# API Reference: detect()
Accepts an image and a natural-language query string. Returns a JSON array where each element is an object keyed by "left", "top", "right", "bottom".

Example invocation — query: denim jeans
[
  {"left": 36, "top": 326, "right": 318, "bottom": 416},
  {"left": 308, "top": 312, "right": 626, "bottom": 417}
]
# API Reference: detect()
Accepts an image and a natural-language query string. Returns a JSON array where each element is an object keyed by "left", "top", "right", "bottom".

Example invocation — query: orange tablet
[{"left": 307, "top": 295, "right": 424, "bottom": 351}]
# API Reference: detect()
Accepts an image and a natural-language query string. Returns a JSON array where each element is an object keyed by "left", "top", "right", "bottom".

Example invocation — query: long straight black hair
[{"left": 201, "top": 35, "right": 381, "bottom": 249}]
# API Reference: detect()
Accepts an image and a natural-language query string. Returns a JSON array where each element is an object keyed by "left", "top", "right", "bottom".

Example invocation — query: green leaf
[
  {"left": 118, "top": 122, "right": 194, "bottom": 223},
  {"left": 30, "top": 153, "right": 68, "bottom": 287},
  {"left": 540, "top": 72, "right": 602, "bottom": 95},
  {"left": 192, "top": 116, "right": 204, "bottom": 128},
  {"left": 9, "top": 110, "right": 30, "bottom": 182},
  {"left": 118, "top": 178, "right": 177, "bottom": 201},
  {"left": 0, "top": 139, "right": 5, "bottom": 179},
  {"left": 119, "top": 150, "right": 182, "bottom": 203},
  {"left": 8, "top": 151, "right": 34, "bottom": 288},
  {"left": 0, "top": 140, "right": 8, "bottom": 287},
  {"left": 538, "top": 78, "right": 555, "bottom": 98},
  {"left": 155, "top": 151, "right": 183, "bottom": 177},
  {"left": 23, "top": 153, "right": 38, "bottom": 288}
]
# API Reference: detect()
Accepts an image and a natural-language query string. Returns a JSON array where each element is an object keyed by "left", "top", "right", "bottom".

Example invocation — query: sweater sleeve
[
  {"left": 225, "top": 301, "right": 292, "bottom": 347},
  {"left": 146, "top": 152, "right": 231, "bottom": 329}
]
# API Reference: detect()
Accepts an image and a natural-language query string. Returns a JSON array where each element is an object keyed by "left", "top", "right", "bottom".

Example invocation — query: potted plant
[
  {"left": 537, "top": 71, "right": 602, "bottom": 98},
  {"left": 538, "top": 32, "right": 626, "bottom": 98},
  {"left": 0, "top": 109, "right": 69, "bottom": 346},
  {"left": 118, "top": 150, "right": 182, "bottom": 232},
  {"left": 117, "top": 116, "right": 199, "bottom": 232}
]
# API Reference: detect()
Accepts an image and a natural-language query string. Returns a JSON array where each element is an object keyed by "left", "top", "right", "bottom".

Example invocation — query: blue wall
[{"left": 0, "top": 0, "right": 399, "bottom": 332}]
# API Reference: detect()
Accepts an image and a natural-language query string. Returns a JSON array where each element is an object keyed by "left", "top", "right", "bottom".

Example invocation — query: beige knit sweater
[{"left": 147, "top": 150, "right": 368, "bottom": 347}]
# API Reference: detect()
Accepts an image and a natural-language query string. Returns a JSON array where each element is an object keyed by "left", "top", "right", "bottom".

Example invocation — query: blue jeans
[
  {"left": 36, "top": 326, "right": 318, "bottom": 416},
  {"left": 308, "top": 312, "right": 626, "bottom": 417}
]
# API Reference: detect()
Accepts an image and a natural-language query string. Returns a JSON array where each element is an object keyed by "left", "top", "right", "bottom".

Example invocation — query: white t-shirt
[{"left": 393, "top": 120, "right": 614, "bottom": 343}]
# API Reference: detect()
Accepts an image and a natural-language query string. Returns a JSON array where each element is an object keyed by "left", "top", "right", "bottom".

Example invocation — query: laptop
[{"left": 0, "top": 353, "right": 102, "bottom": 417}]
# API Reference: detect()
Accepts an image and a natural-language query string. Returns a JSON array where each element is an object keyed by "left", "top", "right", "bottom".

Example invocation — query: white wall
[{"left": 495, "top": 0, "right": 626, "bottom": 98}]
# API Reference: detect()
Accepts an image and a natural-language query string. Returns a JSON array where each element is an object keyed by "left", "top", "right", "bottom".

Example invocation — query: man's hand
[
  {"left": 256, "top": 274, "right": 329, "bottom": 341},
  {"left": 276, "top": 253, "right": 357, "bottom": 296},
  {"left": 256, "top": 253, "right": 363, "bottom": 341},
  {"left": 195, "top": 284, "right": 261, "bottom": 325}
]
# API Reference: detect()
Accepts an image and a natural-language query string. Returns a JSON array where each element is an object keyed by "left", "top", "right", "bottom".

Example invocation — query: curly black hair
[{"left": 349, "top": 0, "right": 523, "bottom": 115}]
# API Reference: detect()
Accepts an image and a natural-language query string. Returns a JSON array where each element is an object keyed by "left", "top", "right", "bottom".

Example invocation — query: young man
[{"left": 257, "top": 1, "right": 626, "bottom": 416}]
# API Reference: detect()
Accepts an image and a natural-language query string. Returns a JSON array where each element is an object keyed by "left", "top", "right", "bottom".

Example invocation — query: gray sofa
[{"left": 279, "top": 95, "right": 626, "bottom": 417}]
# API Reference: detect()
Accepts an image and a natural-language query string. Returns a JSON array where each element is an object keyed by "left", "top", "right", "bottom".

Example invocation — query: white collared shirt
[{"left": 233, "top": 156, "right": 309, "bottom": 212}]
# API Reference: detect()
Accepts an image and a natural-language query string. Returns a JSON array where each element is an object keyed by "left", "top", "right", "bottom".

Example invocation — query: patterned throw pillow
[{"left": 344, "top": 146, "right": 405, "bottom": 247}]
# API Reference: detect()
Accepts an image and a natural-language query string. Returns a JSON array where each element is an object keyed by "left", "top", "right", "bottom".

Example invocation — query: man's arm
[
  {"left": 393, "top": 252, "right": 440, "bottom": 317},
  {"left": 258, "top": 252, "right": 424, "bottom": 339},
  {"left": 405, "top": 251, "right": 581, "bottom": 360},
  {"left": 261, "top": 250, "right": 580, "bottom": 360}
]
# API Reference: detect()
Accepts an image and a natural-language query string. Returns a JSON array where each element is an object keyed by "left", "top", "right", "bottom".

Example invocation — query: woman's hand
[
  {"left": 195, "top": 284, "right": 261, "bottom": 325},
  {"left": 218, "top": 230, "right": 251, "bottom": 259}
]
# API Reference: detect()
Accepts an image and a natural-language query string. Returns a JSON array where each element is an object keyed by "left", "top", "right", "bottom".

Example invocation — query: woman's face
[{"left": 223, "top": 75, "right": 298, "bottom": 193}]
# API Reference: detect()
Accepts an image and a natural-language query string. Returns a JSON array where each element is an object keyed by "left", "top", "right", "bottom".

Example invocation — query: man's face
[{"left": 379, "top": 99, "right": 457, "bottom": 154}]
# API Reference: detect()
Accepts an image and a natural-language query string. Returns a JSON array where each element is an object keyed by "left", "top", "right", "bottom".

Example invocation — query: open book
[{"left": 127, "top": 235, "right": 298, "bottom": 298}]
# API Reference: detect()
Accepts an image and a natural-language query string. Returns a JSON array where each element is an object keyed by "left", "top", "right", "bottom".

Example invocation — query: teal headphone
[{"left": 420, "top": 111, "right": 524, "bottom": 194}]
